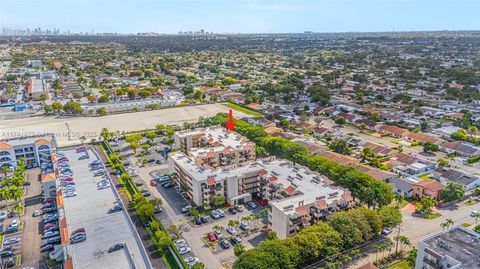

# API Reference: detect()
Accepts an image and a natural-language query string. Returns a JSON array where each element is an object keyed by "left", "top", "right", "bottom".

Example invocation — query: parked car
[
  {"left": 178, "top": 247, "right": 191, "bottom": 255},
  {"left": 3, "top": 238, "right": 19, "bottom": 246},
  {"left": 107, "top": 243, "right": 125, "bottom": 253},
  {"left": 0, "top": 250, "right": 14, "bottom": 258},
  {"left": 471, "top": 210, "right": 479, "bottom": 217},
  {"left": 174, "top": 239, "right": 186, "bottom": 247},
  {"left": 247, "top": 201, "right": 257, "bottom": 209},
  {"left": 214, "top": 230, "right": 223, "bottom": 239},
  {"left": 70, "top": 233, "right": 87, "bottom": 244},
  {"left": 0, "top": 249, "right": 15, "bottom": 259},
  {"left": 239, "top": 222, "right": 250, "bottom": 231},
  {"left": 185, "top": 257, "right": 199, "bottom": 265},
  {"left": 43, "top": 231, "right": 60, "bottom": 239},
  {"left": 71, "top": 227, "right": 85, "bottom": 236},
  {"left": 181, "top": 205, "right": 192, "bottom": 214},
  {"left": 226, "top": 226, "right": 236, "bottom": 235},
  {"left": 150, "top": 180, "right": 157, "bottom": 187},
  {"left": 200, "top": 216, "right": 208, "bottom": 224},
  {"left": 10, "top": 219, "right": 19, "bottom": 228},
  {"left": 0, "top": 211, "right": 7, "bottom": 221},
  {"left": 220, "top": 239, "right": 231, "bottom": 249},
  {"left": 382, "top": 227, "right": 393, "bottom": 235},
  {"left": 231, "top": 236, "right": 242, "bottom": 245},
  {"left": 210, "top": 211, "right": 220, "bottom": 220},
  {"left": 228, "top": 207, "right": 237, "bottom": 215},
  {"left": 207, "top": 232, "right": 217, "bottom": 242},
  {"left": 40, "top": 244, "right": 54, "bottom": 252}
]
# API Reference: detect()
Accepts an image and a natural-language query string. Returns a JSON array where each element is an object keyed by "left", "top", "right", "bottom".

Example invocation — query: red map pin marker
[{"left": 225, "top": 109, "right": 236, "bottom": 132}]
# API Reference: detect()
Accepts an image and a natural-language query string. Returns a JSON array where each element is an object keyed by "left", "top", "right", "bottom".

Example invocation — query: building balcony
[{"left": 423, "top": 257, "right": 443, "bottom": 269}]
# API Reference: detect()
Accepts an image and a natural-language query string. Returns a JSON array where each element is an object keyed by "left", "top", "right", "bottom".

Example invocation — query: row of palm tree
[{"left": 0, "top": 158, "right": 27, "bottom": 220}]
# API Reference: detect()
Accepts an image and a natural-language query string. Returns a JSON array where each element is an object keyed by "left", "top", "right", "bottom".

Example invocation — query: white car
[
  {"left": 64, "top": 191, "right": 77, "bottom": 198},
  {"left": 175, "top": 239, "right": 186, "bottom": 247},
  {"left": 185, "top": 257, "right": 199, "bottom": 265},
  {"left": 3, "top": 237, "right": 19, "bottom": 246},
  {"left": 0, "top": 211, "right": 7, "bottom": 221},
  {"left": 226, "top": 226, "right": 236, "bottom": 235},
  {"left": 471, "top": 210, "right": 479, "bottom": 217},
  {"left": 10, "top": 219, "right": 19, "bottom": 228},
  {"left": 178, "top": 247, "right": 191, "bottom": 255}
]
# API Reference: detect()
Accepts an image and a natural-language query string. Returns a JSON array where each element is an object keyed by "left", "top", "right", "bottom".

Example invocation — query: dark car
[
  {"left": 220, "top": 239, "right": 231, "bottom": 249},
  {"left": 195, "top": 218, "right": 202, "bottom": 225},
  {"left": 23, "top": 181, "right": 31, "bottom": 186},
  {"left": 228, "top": 207, "right": 237, "bottom": 215},
  {"left": 71, "top": 227, "right": 86, "bottom": 237},
  {"left": 200, "top": 216, "right": 208, "bottom": 224},
  {"left": 2, "top": 226, "right": 17, "bottom": 234},
  {"left": 40, "top": 244, "right": 54, "bottom": 253},
  {"left": 0, "top": 250, "right": 14, "bottom": 258},
  {"left": 107, "top": 243, "right": 125, "bottom": 253},
  {"left": 231, "top": 236, "right": 242, "bottom": 245}
]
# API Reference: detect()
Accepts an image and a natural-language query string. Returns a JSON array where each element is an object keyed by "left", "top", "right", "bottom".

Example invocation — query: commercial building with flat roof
[
  {"left": 49, "top": 148, "right": 152, "bottom": 269},
  {"left": 0, "top": 134, "right": 56, "bottom": 169},
  {"left": 415, "top": 226, "right": 480, "bottom": 269}
]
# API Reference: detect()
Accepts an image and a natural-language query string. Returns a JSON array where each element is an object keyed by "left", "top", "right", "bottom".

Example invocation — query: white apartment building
[
  {"left": 169, "top": 127, "right": 352, "bottom": 238},
  {"left": 0, "top": 134, "right": 56, "bottom": 169},
  {"left": 415, "top": 226, "right": 480, "bottom": 269}
]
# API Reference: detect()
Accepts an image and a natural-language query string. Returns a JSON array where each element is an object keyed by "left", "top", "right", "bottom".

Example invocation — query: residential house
[
  {"left": 312, "top": 126, "right": 332, "bottom": 138},
  {"left": 432, "top": 166, "right": 480, "bottom": 191},
  {"left": 404, "top": 132, "right": 443, "bottom": 145},
  {"left": 442, "top": 141, "right": 480, "bottom": 157},
  {"left": 377, "top": 125, "right": 409, "bottom": 138},
  {"left": 387, "top": 177, "right": 415, "bottom": 198},
  {"left": 413, "top": 179, "right": 445, "bottom": 200},
  {"left": 388, "top": 153, "right": 436, "bottom": 176}
]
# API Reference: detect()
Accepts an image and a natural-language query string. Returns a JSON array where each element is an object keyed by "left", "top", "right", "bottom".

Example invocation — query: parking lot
[{"left": 17, "top": 168, "right": 45, "bottom": 269}]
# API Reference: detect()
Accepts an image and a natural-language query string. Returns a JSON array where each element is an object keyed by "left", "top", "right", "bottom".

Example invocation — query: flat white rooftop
[{"left": 60, "top": 149, "right": 151, "bottom": 269}]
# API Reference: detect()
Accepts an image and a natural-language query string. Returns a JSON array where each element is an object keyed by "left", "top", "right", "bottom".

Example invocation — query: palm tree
[
  {"left": 14, "top": 201, "right": 24, "bottom": 222},
  {"left": 250, "top": 213, "right": 260, "bottom": 229},
  {"left": 212, "top": 224, "right": 224, "bottom": 232},
  {"left": 101, "top": 128, "right": 111, "bottom": 141},
  {"left": 440, "top": 218, "right": 454, "bottom": 230},
  {"left": 228, "top": 219, "right": 239, "bottom": 228},
  {"left": 9, "top": 186, "right": 23, "bottom": 202},
  {"left": 149, "top": 198, "right": 163, "bottom": 207},
  {"left": 399, "top": 236, "right": 411, "bottom": 253},
  {"left": 1, "top": 166, "right": 9, "bottom": 178},
  {"left": 0, "top": 186, "right": 11, "bottom": 212},
  {"left": 473, "top": 212, "right": 480, "bottom": 225}
]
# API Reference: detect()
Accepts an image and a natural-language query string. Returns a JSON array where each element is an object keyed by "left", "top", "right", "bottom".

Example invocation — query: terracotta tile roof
[
  {"left": 34, "top": 138, "right": 51, "bottom": 145},
  {"left": 64, "top": 257, "right": 74, "bottom": 269},
  {"left": 207, "top": 151, "right": 215, "bottom": 158},
  {"left": 342, "top": 192, "right": 353, "bottom": 202},
  {"left": 268, "top": 175, "right": 278, "bottom": 182},
  {"left": 378, "top": 125, "right": 408, "bottom": 135},
  {"left": 223, "top": 148, "right": 231, "bottom": 154},
  {"left": 56, "top": 190, "right": 64, "bottom": 208},
  {"left": 316, "top": 199, "right": 328, "bottom": 209},
  {"left": 321, "top": 151, "right": 360, "bottom": 166},
  {"left": 0, "top": 142, "right": 13, "bottom": 149},
  {"left": 284, "top": 185, "right": 296, "bottom": 194},
  {"left": 41, "top": 173, "right": 56, "bottom": 183},
  {"left": 413, "top": 179, "right": 446, "bottom": 192},
  {"left": 295, "top": 205, "right": 309, "bottom": 216},
  {"left": 206, "top": 177, "right": 216, "bottom": 186}
]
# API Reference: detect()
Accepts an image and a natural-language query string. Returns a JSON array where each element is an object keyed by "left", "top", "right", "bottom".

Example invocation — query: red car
[
  {"left": 43, "top": 198, "right": 55, "bottom": 204},
  {"left": 150, "top": 180, "right": 157, "bottom": 187},
  {"left": 207, "top": 232, "right": 217, "bottom": 242}
]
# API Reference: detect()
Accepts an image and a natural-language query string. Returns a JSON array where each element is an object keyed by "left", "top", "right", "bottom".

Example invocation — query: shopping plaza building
[
  {"left": 169, "top": 127, "right": 353, "bottom": 238},
  {"left": 0, "top": 134, "right": 56, "bottom": 169}
]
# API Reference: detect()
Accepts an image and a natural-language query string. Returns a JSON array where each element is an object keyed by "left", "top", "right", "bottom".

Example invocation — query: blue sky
[{"left": 1, "top": 0, "right": 479, "bottom": 33}]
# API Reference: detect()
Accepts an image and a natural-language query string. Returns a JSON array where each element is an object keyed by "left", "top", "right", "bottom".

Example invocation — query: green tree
[
  {"left": 130, "top": 141, "right": 140, "bottom": 154},
  {"left": 415, "top": 196, "right": 437, "bottom": 214},
  {"left": 209, "top": 195, "right": 225, "bottom": 208},
  {"left": 279, "top": 118, "right": 289, "bottom": 129},
  {"left": 329, "top": 139, "right": 351, "bottom": 155},
  {"left": 155, "top": 230, "right": 172, "bottom": 253},
  {"left": 96, "top": 107, "right": 107, "bottom": 115},
  {"left": 63, "top": 101, "right": 84, "bottom": 114},
  {"left": 440, "top": 218, "right": 454, "bottom": 230},
  {"left": 335, "top": 116, "right": 346, "bottom": 125},
  {"left": 14, "top": 201, "right": 24, "bottom": 222},
  {"left": 234, "top": 244, "right": 246, "bottom": 257},
  {"left": 442, "top": 182, "right": 465, "bottom": 202},
  {"left": 378, "top": 206, "right": 402, "bottom": 228},
  {"left": 167, "top": 224, "right": 183, "bottom": 239},
  {"left": 51, "top": 102, "right": 63, "bottom": 113},
  {"left": 0, "top": 186, "right": 11, "bottom": 212},
  {"left": 266, "top": 231, "right": 278, "bottom": 241},
  {"left": 422, "top": 142, "right": 439, "bottom": 153}
]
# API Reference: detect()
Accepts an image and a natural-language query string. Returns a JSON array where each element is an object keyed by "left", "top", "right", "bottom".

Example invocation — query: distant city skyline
[{"left": 1, "top": 0, "right": 479, "bottom": 34}]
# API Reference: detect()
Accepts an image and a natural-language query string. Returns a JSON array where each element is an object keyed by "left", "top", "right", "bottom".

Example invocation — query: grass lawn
[
  {"left": 418, "top": 174, "right": 431, "bottom": 181},
  {"left": 387, "top": 260, "right": 412, "bottom": 269},
  {"left": 462, "top": 223, "right": 472, "bottom": 227},
  {"left": 224, "top": 103, "right": 263, "bottom": 117},
  {"left": 425, "top": 212, "right": 442, "bottom": 219},
  {"left": 465, "top": 199, "right": 478, "bottom": 206},
  {"left": 397, "top": 199, "right": 409, "bottom": 208}
]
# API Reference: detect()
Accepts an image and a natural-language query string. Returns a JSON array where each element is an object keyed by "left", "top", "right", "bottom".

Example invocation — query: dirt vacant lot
[{"left": 0, "top": 103, "right": 251, "bottom": 147}]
